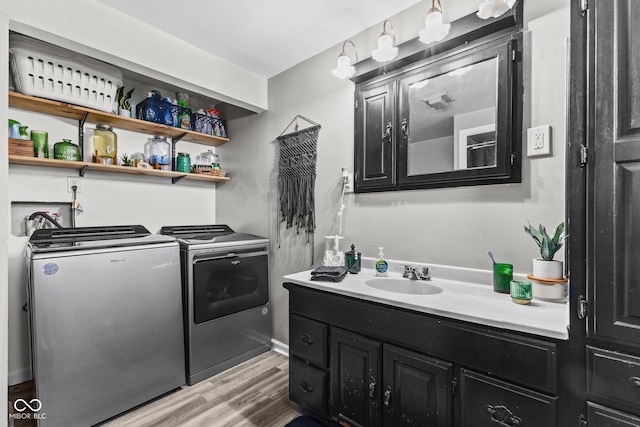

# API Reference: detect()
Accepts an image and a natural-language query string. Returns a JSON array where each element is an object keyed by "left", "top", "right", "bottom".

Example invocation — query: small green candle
[{"left": 510, "top": 281, "right": 533, "bottom": 304}]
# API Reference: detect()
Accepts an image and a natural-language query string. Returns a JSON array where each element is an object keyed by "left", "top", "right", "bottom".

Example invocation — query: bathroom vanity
[{"left": 284, "top": 262, "right": 569, "bottom": 427}]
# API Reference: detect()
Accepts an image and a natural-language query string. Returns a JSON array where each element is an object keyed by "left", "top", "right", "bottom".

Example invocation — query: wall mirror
[
  {"left": 397, "top": 39, "right": 519, "bottom": 189},
  {"left": 353, "top": 7, "right": 522, "bottom": 192},
  {"left": 405, "top": 57, "right": 498, "bottom": 175}
]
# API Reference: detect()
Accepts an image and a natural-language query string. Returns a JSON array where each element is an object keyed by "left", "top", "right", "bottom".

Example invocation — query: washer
[
  {"left": 160, "top": 224, "right": 271, "bottom": 385},
  {"left": 26, "top": 225, "right": 185, "bottom": 427}
]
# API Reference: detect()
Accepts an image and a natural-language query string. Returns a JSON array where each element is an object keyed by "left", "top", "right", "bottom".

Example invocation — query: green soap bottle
[{"left": 375, "top": 247, "right": 389, "bottom": 277}]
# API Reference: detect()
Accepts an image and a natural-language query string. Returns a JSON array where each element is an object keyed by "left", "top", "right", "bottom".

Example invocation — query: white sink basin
[{"left": 364, "top": 278, "right": 443, "bottom": 295}]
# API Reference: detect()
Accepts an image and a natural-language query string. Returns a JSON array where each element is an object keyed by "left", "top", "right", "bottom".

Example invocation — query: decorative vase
[
  {"left": 9, "top": 123, "right": 22, "bottom": 139},
  {"left": 119, "top": 108, "right": 131, "bottom": 118},
  {"left": 532, "top": 258, "right": 563, "bottom": 280}
]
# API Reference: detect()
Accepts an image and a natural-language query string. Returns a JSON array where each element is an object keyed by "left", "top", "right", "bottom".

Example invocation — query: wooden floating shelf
[
  {"left": 8, "top": 155, "right": 230, "bottom": 183},
  {"left": 9, "top": 91, "right": 230, "bottom": 147}
]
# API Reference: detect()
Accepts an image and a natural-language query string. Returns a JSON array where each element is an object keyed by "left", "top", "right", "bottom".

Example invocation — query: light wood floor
[
  {"left": 9, "top": 351, "right": 301, "bottom": 427},
  {"left": 102, "top": 351, "right": 300, "bottom": 427}
]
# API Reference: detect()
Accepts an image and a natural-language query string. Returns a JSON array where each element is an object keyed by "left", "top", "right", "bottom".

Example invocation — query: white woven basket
[{"left": 9, "top": 34, "right": 123, "bottom": 112}]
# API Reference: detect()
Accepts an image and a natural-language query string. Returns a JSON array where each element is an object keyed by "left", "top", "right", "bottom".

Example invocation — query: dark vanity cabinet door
[
  {"left": 354, "top": 80, "right": 396, "bottom": 192},
  {"left": 330, "top": 327, "right": 383, "bottom": 427},
  {"left": 382, "top": 344, "right": 453, "bottom": 427}
]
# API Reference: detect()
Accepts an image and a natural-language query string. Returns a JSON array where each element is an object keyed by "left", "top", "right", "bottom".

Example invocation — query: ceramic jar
[{"left": 54, "top": 139, "right": 81, "bottom": 161}]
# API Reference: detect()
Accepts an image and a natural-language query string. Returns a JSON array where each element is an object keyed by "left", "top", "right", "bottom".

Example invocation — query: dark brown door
[{"left": 354, "top": 80, "right": 396, "bottom": 192}]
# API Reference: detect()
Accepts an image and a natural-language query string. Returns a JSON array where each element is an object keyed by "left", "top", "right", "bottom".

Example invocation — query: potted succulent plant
[
  {"left": 524, "top": 222, "right": 564, "bottom": 279},
  {"left": 115, "top": 86, "right": 134, "bottom": 117},
  {"left": 120, "top": 153, "right": 132, "bottom": 167},
  {"left": 524, "top": 221, "right": 565, "bottom": 279}
]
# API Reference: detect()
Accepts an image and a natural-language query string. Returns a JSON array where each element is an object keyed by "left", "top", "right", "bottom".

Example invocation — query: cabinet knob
[
  {"left": 630, "top": 376, "right": 640, "bottom": 389},
  {"left": 299, "top": 333, "right": 314, "bottom": 346},
  {"left": 485, "top": 404, "right": 523, "bottom": 426},
  {"left": 401, "top": 118, "right": 408, "bottom": 140},
  {"left": 299, "top": 380, "right": 314, "bottom": 393},
  {"left": 383, "top": 122, "right": 393, "bottom": 143},
  {"left": 383, "top": 386, "right": 392, "bottom": 407},
  {"left": 369, "top": 378, "right": 376, "bottom": 399}
]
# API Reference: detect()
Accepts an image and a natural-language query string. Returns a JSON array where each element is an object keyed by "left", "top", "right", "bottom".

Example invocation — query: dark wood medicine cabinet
[{"left": 352, "top": 3, "right": 524, "bottom": 193}]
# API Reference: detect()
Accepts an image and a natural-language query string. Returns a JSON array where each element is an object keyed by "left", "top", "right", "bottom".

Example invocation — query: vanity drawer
[
  {"left": 588, "top": 402, "right": 640, "bottom": 427},
  {"left": 460, "top": 369, "right": 557, "bottom": 427},
  {"left": 290, "top": 314, "right": 328, "bottom": 368},
  {"left": 587, "top": 346, "right": 640, "bottom": 410},
  {"left": 289, "top": 357, "right": 328, "bottom": 415}
]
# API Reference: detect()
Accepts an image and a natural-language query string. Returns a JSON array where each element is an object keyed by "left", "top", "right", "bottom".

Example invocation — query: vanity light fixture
[
  {"left": 419, "top": 0, "right": 451, "bottom": 44},
  {"left": 476, "top": 0, "right": 516, "bottom": 19},
  {"left": 372, "top": 20, "right": 399, "bottom": 63},
  {"left": 331, "top": 40, "right": 359, "bottom": 79}
]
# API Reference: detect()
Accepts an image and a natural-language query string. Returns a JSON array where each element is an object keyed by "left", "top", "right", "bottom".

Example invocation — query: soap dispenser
[{"left": 375, "top": 247, "right": 389, "bottom": 277}]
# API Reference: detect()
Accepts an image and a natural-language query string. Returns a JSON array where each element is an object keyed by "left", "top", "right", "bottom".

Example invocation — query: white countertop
[{"left": 283, "top": 258, "right": 570, "bottom": 340}]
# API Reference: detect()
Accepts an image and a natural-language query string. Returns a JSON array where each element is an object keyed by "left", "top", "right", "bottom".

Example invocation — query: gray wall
[{"left": 217, "top": 0, "right": 570, "bottom": 345}]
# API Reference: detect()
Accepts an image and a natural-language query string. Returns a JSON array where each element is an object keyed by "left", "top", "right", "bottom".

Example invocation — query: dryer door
[{"left": 192, "top": 247, "right": 269, "bottom": 324}]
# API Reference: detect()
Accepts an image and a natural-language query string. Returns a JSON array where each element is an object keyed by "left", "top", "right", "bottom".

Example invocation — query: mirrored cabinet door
[
  {"left": 397, "top": 39, "right": 518, "bottom": 189},
  {"left": 402, "top": 57, "right": 498, "bottom": 176}
]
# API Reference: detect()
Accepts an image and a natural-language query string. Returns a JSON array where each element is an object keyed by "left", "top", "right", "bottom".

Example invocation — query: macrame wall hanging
[{"left": 276, "top": 115, "right": 321, "bottom": 262}]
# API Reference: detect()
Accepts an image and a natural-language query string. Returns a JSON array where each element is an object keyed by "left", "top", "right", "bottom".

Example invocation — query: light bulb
[
  {"left": 331, "top": 55, "right": 355, "bottom": 79},
  {"left": 419, "top": 9, "right": 451, "bottom": 44},
  {"left": 477, "top": 0, "right": 516, "bottom": 19},
  {"left": 372, "top": 34, "right": 399, "bottom": 62}
]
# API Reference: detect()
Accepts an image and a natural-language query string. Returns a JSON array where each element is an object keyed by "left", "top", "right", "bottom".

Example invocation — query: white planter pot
[
  {"left": 119, "top": 108, "right": 131, "bottom": 118},
  {"left": 532, "top": 258, "right": 563, "bottom": 280}
]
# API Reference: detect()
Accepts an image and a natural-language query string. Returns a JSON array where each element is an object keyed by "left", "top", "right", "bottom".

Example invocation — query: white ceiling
[{"left": 96, "top": 0, "right": 423, "bottom": 78}]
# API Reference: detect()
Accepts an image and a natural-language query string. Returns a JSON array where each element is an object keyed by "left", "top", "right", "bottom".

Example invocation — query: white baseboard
[
  {"left": 8, "top": 368, "right": 31, "bottom": 386},
  {"left": 271, "top": 338, "right": 289, "bottom": 357}
]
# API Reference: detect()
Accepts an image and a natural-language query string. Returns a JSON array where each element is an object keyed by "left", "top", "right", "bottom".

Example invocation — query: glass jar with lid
[
  {"left": 93, "top": 124, "right": 117, "bottom": 165},
  {"left": 176, "top": 152, "right": 191, "bottom": 173},
  {"left": 144, "top": 136, "right": 171, "bottom": 170},
  {"left": 54, "top": 139, "right": 81, "bottom": 161},
  {"left": 195, "top": 149, "right": 217, "bottom": 173}
]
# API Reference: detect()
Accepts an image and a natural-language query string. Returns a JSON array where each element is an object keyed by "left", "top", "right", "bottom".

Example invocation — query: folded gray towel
[{"left": 310, "top": 265, "right": 347, "bottom": 282}]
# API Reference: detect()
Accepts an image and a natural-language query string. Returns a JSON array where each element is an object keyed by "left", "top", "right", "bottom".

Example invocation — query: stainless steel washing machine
[
  {"left": 160, "top": 225, "right": 272, "bottom": 385},
  {"left": 27, "top": 225, "right": 185, "bottom": 427}
]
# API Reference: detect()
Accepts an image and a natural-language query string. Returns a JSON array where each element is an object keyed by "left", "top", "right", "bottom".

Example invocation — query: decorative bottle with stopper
[{"left": 345, "top": 244, "right": 361, "bottom": 274}]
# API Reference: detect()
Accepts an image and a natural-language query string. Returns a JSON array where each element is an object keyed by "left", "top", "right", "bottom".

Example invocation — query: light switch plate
[{"left": 527, "top": 125, "right": 552, "bottom": 157}]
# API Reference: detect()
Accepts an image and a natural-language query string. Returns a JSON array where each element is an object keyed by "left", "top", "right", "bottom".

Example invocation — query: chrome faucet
[{"left": 403, "top": 265, "right": 431, "bottom": 281}]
